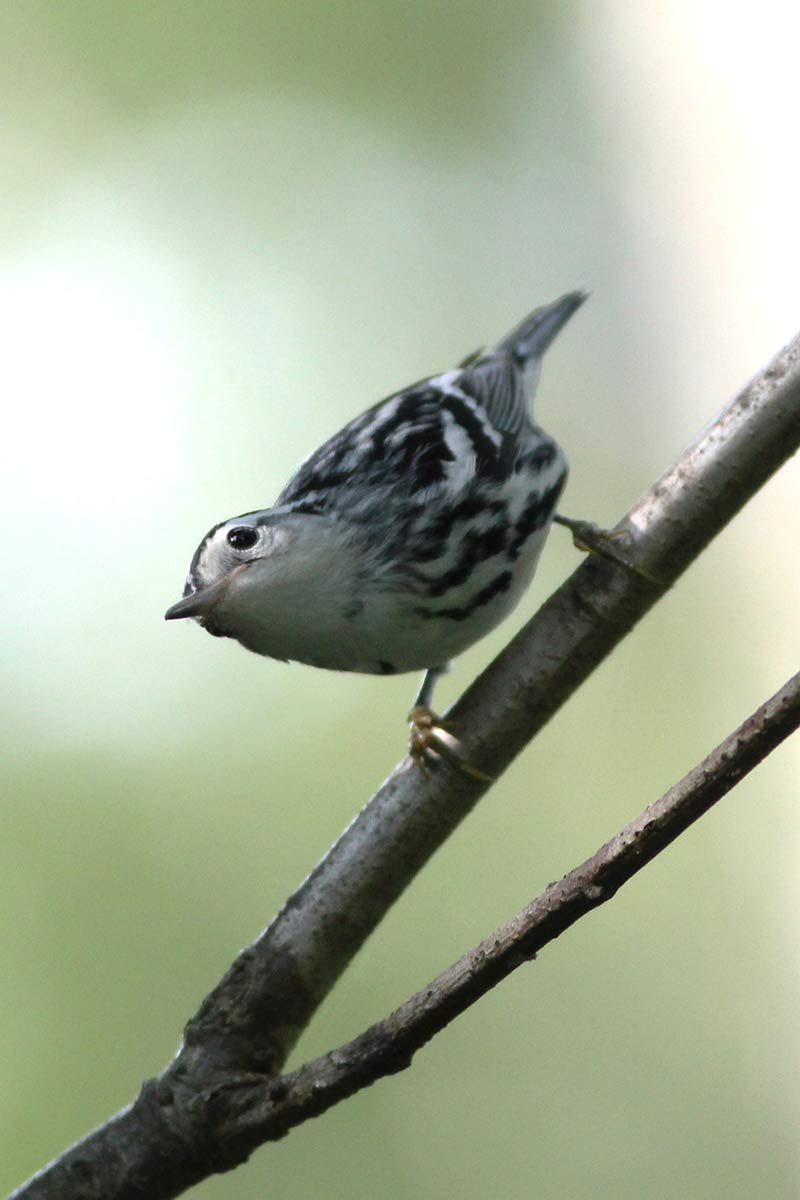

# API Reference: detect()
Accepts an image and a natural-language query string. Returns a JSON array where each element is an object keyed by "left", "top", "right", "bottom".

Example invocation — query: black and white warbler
[{"left": 166, "top": 292, "right": 586, "bottom": 768}]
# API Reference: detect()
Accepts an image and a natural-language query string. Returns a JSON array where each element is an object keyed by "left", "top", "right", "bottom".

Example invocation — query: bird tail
[{"left": 493, "top": 290, "right": 588, "bottom": 366}]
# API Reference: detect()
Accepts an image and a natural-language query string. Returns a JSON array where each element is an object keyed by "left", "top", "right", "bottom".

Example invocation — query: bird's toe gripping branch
[
  {"left": 407, "top": 706, "right": 492, "bottom": 782},
  {"left": 553, "top": 514, "right": 661, "bottom": 585}
]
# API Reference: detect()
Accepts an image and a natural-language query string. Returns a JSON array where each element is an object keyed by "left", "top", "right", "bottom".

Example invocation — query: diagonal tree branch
[
  {"left": 212, "top": 667, "right": 800, "bottom": 1148},
  {"left": 8, "top": 333, "right": 800, "bottom": 1200}
]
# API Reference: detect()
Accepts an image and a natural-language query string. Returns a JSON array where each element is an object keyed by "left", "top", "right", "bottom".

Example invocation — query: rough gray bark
[
  {"left": 8, "top": 333, "right": 800, "bottom": 1200},
  {"left": 214, "top": 667, "right": 800, "bottom": 1146}
]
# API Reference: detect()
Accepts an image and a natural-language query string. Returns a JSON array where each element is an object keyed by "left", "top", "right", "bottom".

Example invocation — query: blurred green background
[{"left": 3, "top": 2, "right": 800, "bottom": 1197}]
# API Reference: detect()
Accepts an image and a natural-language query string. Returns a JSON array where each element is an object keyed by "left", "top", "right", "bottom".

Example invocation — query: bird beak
[
  {"left": 164, "top": 590, "right": 214, "bottom": 621},
  {"left": 164, "top": 567, "right": 248, "bottom": 621}
]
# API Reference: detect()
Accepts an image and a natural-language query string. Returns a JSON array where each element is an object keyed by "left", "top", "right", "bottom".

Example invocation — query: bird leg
[
  {"left": 553, "top": 514, "right": 660, "bottom": 584},
  {"left": 407, "top": 665, "right": 491, "bottom": 781}
]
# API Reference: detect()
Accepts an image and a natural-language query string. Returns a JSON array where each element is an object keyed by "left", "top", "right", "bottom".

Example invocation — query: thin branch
[
  {"left": 215, "top": 667, "right": 800, "bottom": 1148},
  {"left": 8, "top": 334, "right": 800, "bottom": 1200}
]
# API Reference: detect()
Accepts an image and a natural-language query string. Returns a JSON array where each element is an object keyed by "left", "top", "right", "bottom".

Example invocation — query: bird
[{"left": 165, "top": 291, "right": 586, "bottom": 770}]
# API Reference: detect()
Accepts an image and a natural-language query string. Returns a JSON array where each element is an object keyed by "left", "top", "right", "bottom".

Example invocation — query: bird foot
[
  {"left": 407, "top": 706, "right": 492, "bottom": 782},
  {"left": 553, "top": 515, "right": 661, "bottom": 585}
]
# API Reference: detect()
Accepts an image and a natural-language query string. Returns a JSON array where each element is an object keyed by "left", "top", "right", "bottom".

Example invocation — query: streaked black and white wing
[
  {"left": 277, "top": 291, "right": 583, "bottom": 518},
  {"left": 276, "top": 373, "right": 517, "bottom": 514}
]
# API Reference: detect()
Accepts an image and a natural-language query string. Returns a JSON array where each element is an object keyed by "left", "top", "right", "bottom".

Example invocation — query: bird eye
[{"left": 226, "top": 526, "right": 259, "bottom": 551}]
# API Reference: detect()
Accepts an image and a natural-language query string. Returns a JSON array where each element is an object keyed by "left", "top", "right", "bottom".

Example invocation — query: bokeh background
[{"left": 3, "top": 3, "right": 800, "bottom": 1197}]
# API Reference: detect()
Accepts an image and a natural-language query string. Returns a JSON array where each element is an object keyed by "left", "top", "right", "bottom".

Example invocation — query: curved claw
[
  {"left": 553, "top": 515, "right": 662, "bottom": 586},
  {"left": 407, "top": 705, "right": 492, "bottom": 782}
]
